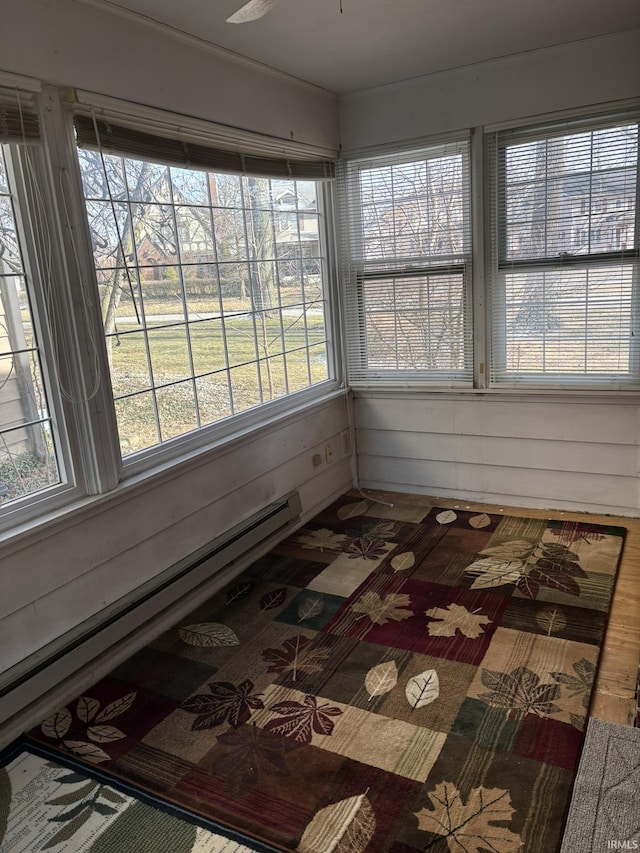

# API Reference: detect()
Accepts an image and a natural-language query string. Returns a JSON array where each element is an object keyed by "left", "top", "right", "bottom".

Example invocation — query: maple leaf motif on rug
[{"left": 25, "top": 494, "right": 627, "bottom": 853}]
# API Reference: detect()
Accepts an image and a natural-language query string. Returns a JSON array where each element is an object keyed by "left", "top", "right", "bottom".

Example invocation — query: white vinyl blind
[
  {"left": 487, "top": 110, "right": 640, "bottom": 388},
  {"left": 339, "top": 140, "right": 473, "bottom": 386},
  {"left": 0, "top": 86, "right": 40, "bottom": 144}
]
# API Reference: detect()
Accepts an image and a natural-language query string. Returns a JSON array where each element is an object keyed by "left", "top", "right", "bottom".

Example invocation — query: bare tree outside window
[
  {"left": 344, "top": 143, "right": 472, "bottom": 383},
  {"left": 77, "top": 149, "right": 330, "bottom": 456},
  {"left": 496, "top": 123, "right": 638, "bottom": 380}
]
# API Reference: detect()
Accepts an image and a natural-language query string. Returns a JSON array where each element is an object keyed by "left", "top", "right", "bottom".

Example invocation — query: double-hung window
[
  {"left": 488, "top": 111, "right": 639, "bottom": 388},
  {"left": 73, "top": 110, "right": 336, "bottom": 462},
  {"left": 341, "top": 113, "right": 639, "bottom": 392},
  {"left": 340, "top": 140, "right": 473, "bottom": 386}
]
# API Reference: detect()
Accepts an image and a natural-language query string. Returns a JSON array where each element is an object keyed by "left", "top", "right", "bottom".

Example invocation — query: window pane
[
  {"left": 156, "top": 381, "right": 198, "bottom": 442},
  {"left": 344, "top": 142, "right": 473, "bottom": 385},
  {"left": 195, "top": 375, "right": 232, "bottom": 425},
  {"left": 108, "top": 330, "right": 152, "bottom": 396},
  {"left": 115, "top": 391, "right": 159, "bottom": 456},
  {"left": 500, "top": 266, "right": 634, "bottom": 375},
  {"left": 502, "top": 125, "right": 638, "bottom": 261},
  {"left": 78, "top": 150, "right": 331, "bottom": 458},
  {"left": 0, "top": 147, "right": 62, "bottom": 504},
  {"left": 358, "top": 155, "right": 467, "bottom": 263},
  {"left": 363, "top": 274, "right": 467, "bottom": 371}
]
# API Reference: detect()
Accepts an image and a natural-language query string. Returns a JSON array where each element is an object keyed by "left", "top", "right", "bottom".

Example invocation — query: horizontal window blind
[
  {"left": 0, "top": 87, "right": 40, "bottom": 144},
  {"left": 74, "top": 114, "right": 334, "bottom": 181},
  {"left": 488, "top": 111, "right": 640, "bottom": 388},
  {"left": 339, "top": 140, "right": 473, "bottom": 386}
]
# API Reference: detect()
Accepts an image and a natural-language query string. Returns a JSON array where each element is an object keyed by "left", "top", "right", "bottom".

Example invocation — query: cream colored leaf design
[
  {"left": 179, "top": 623, "right": 240, "bottom": 647},
  {"left": 479, "top": 539, "right": 535, "bottom": 560},
  {"left": 62, "top": 740, "right": 111, "bottom": 764},
  {"left": 94, "top": 692, "right": 137, "bottom": 723},
  {"left": 351, "top": 591, "right": 413, "bottom": 626},
  {"left": 465, "top": 557, "right": 525, "bottom": 589},
  {"left": 415, "top": 782, "right": 521, "bottom": 853},
  {"left": 425, "top": 603, "right": 491, "bottom": 639},
  {"left": 365, "top": 661, "right": 398, "bottom": 700},
  {"left": 76, "top": 696, "right": 100, "bottom": 723},
  {"left": 298, "top": 793, "right": 376, "bottom": 853},
  {"left": 296, "top": 528, "right": 347, "bottom": 552},
  {"left": 390, "top": 552, "right": 415, "bottom": 572},
  {"left": 435, "top": 510, "right": 457, "bottom": 525},
  {"left": 298, "top": 597, "right": 324, "bottom": 622},
  {"left": 536, "top": 608, "right": 567, "bottom": 636},
  {"left": 469, "top": 513, "right": 491, "bottom": 529},
  {"left": 337, "top": 500, "right": 369, "bottom": 521},
  {"left": 406, "top": 670, "right": 440, "bottom": 709},
  {"left": 87, "top": 725, "right": 126, "bottom": 743},
  {"left": 41, "top": 708, "right": 72, "bottom": 740}
]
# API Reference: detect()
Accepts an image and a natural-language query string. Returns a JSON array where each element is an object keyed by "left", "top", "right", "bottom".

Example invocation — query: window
[
  {"left": 74, "top": 113, "right": 335, "bottom": 460},
  {"left": 0, "top": 145, "right": 63, "bottom": 503},
  {"left": 342, "top": 111, "right": 640, "bottom": 392},
  {"left": 0, "top": 80, "right": 339, "bottom": 532},
  {"left": 340, "top": 140, "right": 473, "bottom": 385},
  {"left": 488, "top": 113, "right": 639, "bottom": 387},
  {"left": 0, "top": 84, "right": 77, "bottom": 515}
]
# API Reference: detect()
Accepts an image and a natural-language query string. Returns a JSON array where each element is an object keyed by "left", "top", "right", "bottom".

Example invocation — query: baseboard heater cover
[{"left": 0, "top": 490, "right": 301, "bottom": 729}]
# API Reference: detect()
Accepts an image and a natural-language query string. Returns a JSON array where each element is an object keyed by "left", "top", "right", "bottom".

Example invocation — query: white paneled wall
[
  {"left": 0, "top": 0, "right": 338, "bottom": 152},
  {"left": 355, "top": 393, "right": 640, "bottom": 516},
  {"left": 0, "top": 394, "right": 351, "bottom": 677},
  {"left": 339, "top": 29, "right": 640, "bottom": 151}
]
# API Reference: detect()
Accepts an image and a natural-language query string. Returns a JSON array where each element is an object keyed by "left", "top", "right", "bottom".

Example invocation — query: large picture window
[
  {"left": 341, "top": 141, "right": 473, "bottom": 386},
  {"left": 75, "top": 121, "right": 333, "bottom": 458},
  {"left": 488, "top": 114, "right": 639, "bottom": 387}
]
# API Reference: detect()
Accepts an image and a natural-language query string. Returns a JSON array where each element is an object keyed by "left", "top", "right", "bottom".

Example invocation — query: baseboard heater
[{"left": 0, "top": 490, "right": 302, "bottom": 732}]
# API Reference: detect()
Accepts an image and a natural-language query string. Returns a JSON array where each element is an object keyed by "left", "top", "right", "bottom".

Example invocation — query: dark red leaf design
[
  {"left": 516, "top": 574, "right": 540, "bottom": 599},
  {"left": 479, "top": 666, "right": 561, "bottom": 717},
  {"left": 259, "top": 588, "right": 287, "bottom": 611},
  {"left": 528, "top": 566, "right": 581, "bottom": 596},
  {"left": 216, "top": 725, "right": 298, "bottom": 799},
  {"left": 180, "top": 679, "right": 263, "bottom": 731},
  {"left": 265, "top": 694, "right": 342, "bottom": 743},
  {"left": 550, "top": 525, "right": 606, "bottom": 545},
  {"left": 342, "top": 537, "right": 388, "bottom": 560},
  {"left": 262, "top": 635, "right": 312, "bottom": 673}
]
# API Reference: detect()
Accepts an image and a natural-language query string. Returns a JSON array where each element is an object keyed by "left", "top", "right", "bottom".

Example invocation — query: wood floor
[{"left": 357, "top": 488, "right": 640, "bottom": 726}]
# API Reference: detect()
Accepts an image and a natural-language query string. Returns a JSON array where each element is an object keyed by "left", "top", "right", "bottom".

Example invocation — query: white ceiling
[{"left": 86, "top": 0, "right": 640, "bottom": 94}]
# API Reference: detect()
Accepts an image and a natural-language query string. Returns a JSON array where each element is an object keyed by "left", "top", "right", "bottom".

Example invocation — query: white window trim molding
[{"left": 0, "top": 385, "right": 349, "bottom": 558}]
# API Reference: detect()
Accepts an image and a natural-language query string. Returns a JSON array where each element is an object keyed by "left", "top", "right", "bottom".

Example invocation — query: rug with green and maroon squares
[{"left": 26, "top": 493, "right": 627, "bottom": 852}]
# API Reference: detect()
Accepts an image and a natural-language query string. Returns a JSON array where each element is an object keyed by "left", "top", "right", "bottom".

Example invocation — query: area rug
[
  {"left": 559, "top": 717, "right": 640, "bottom": 852},
  {"left": 0, "top": 746, "right": 260, "bottom": 851},
  {"left": 25, "top": 494, "right": 627, "bottom": 852}
]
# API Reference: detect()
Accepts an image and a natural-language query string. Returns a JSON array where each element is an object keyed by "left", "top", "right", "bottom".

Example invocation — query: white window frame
[
  {"left": 339, "top": 103, "right": 640, "bottom": 397},
  {"left": 0, "top": 80, "right": 342, "bottom": 538},
  {"left": 486, "top": 108, "right": 640, "bottom": 391},
  {"left": 339, "top": 136, "right": 474, "bottom": 388}
]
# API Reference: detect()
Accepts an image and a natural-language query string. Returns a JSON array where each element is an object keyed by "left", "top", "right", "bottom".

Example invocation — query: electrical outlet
[
  {"left": 339, "top": 429, "right": 351, "bottom": 457},
  {"left": 325, "top": 443, "right": 334, "bottom": 464}
]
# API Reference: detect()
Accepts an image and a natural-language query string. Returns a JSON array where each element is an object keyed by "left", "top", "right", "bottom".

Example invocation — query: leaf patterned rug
[{"left": 25, "top": 494, "right": 627, "bottom": 852}]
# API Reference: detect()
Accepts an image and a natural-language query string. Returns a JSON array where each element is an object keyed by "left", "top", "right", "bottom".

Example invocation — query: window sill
[
  {"left": 351, "top": 385, "right": 640, "bottom": 404},
  {"left": 0, "top": 384, "right": 348, "bottom": 558}
]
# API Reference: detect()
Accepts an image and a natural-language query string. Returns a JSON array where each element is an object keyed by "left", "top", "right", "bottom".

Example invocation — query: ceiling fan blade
[{"left": 226, "top": 0, "right": 284, "bottom": 24}]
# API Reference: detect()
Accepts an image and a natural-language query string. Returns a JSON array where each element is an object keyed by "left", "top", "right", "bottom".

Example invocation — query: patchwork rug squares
[{"left": 25, "top": 494, "right": 627, "bottom": 852}]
